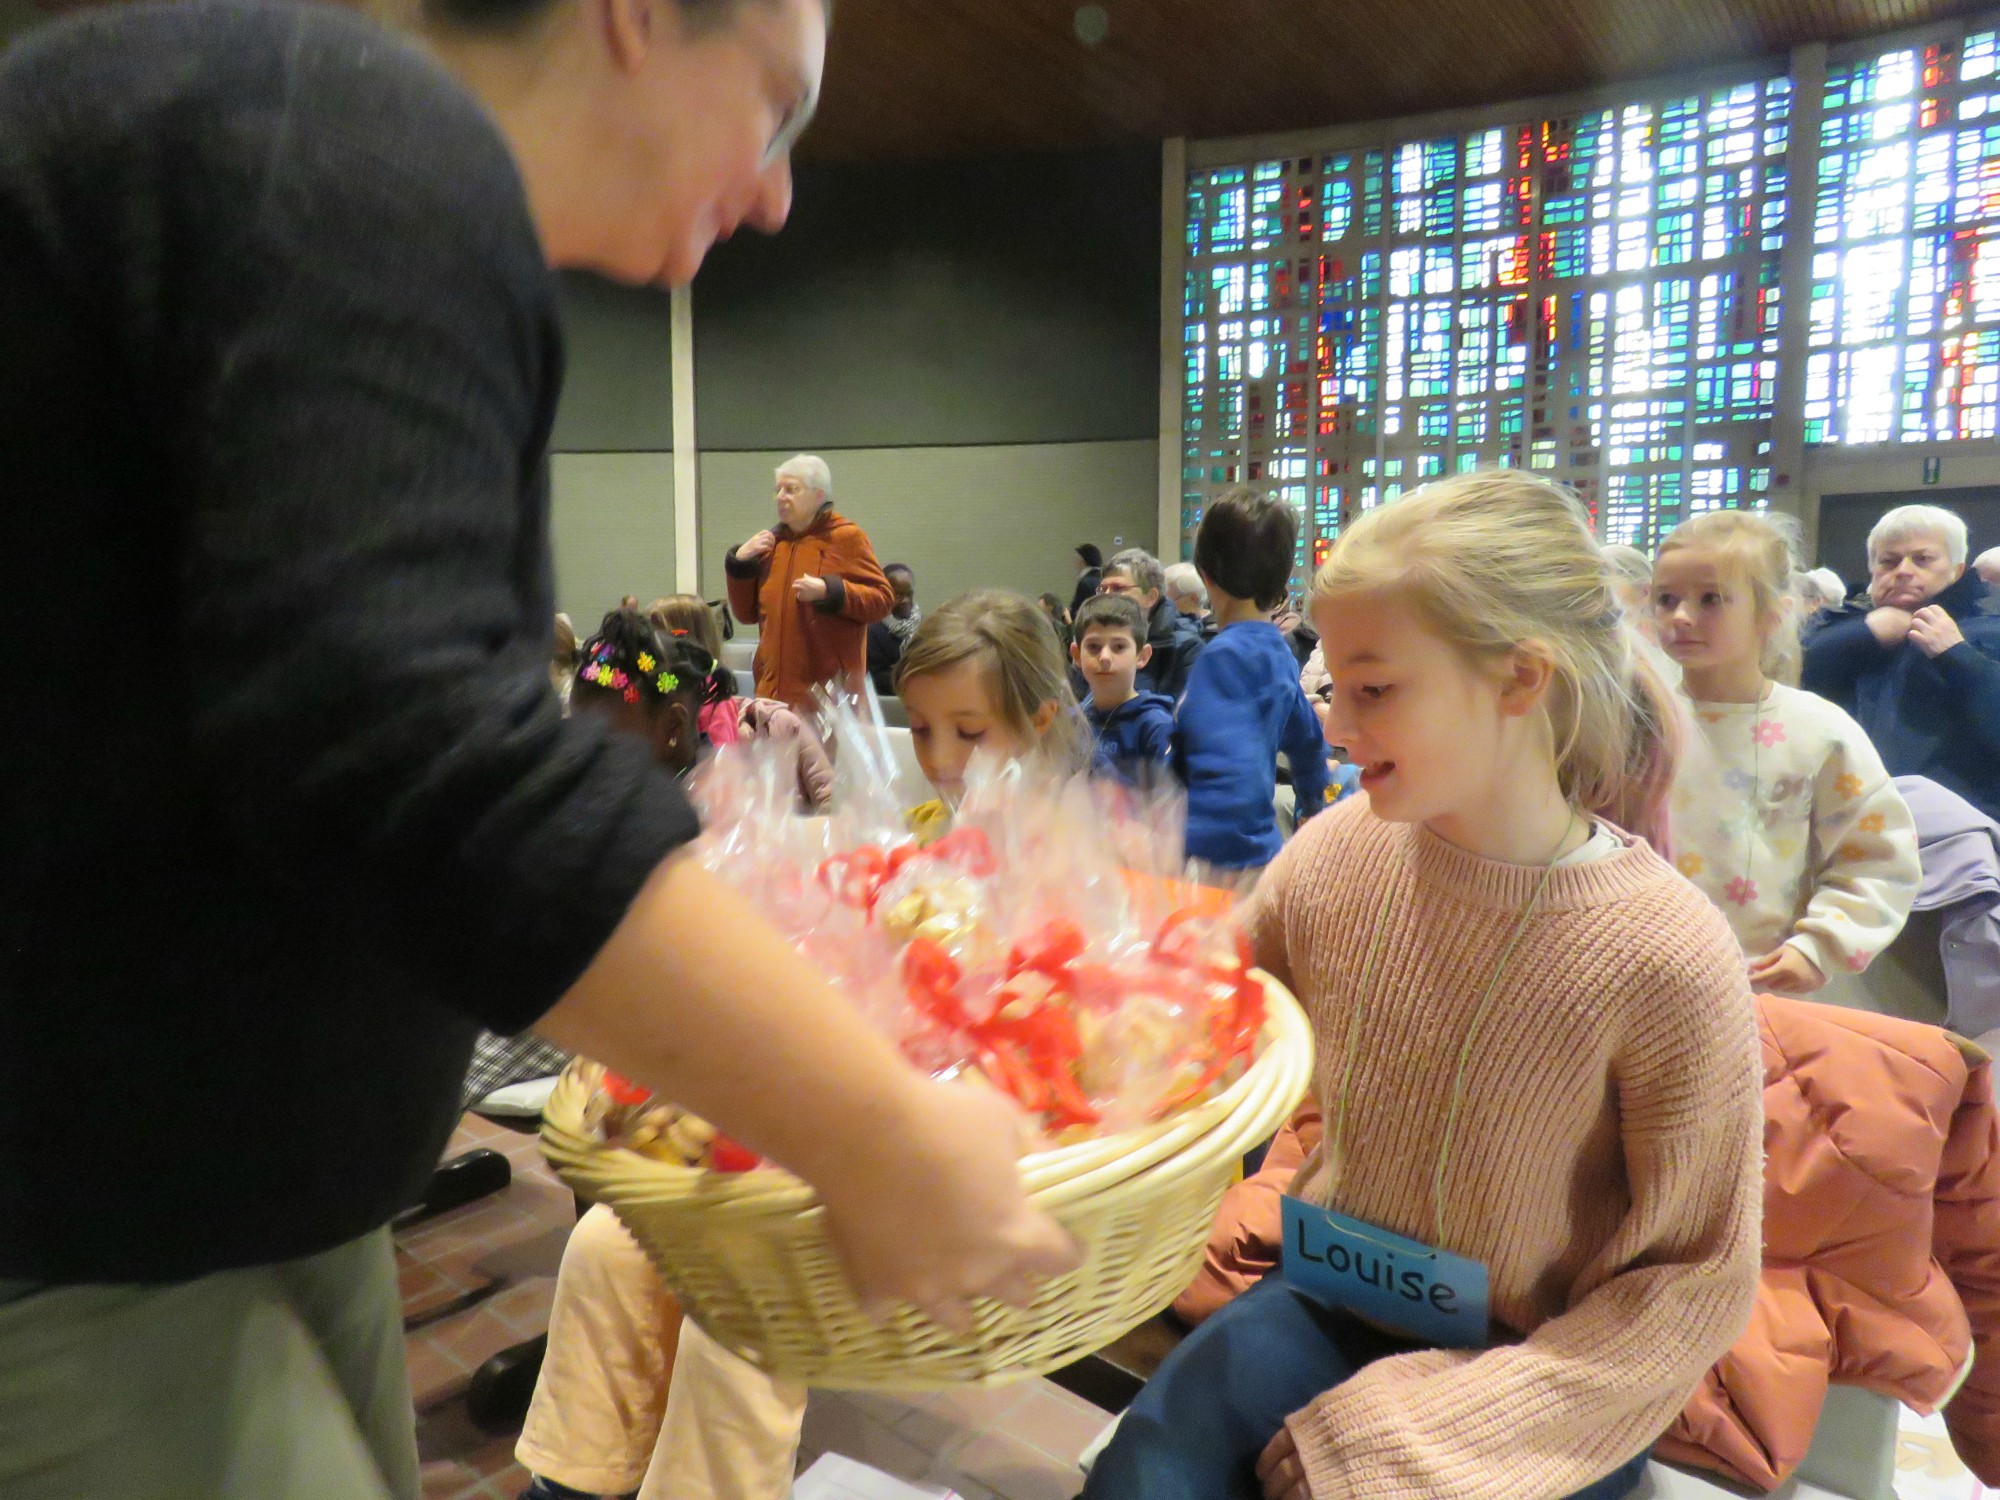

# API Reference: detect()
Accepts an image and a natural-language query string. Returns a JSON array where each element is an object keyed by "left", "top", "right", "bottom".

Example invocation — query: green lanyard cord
[{"left": 1326, "top": 813, "right": 1580, "bottom": 1248}]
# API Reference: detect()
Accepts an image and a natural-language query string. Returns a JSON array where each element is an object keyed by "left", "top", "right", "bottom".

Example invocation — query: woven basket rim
[{"left": 540, "top": 969, "right": 1309, "bottom": 1215}]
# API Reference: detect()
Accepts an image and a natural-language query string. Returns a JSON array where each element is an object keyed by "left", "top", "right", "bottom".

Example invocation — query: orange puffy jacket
[
  {"left": 1177, "top": 997, "right": 2000, "bottom": 1492},
  {"left": 724, "top": 508, "right": 892, "bottom": 711}
]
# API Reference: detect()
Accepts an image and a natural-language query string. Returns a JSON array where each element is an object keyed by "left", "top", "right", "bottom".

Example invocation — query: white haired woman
[{"left": 726, "top": 453, "right": 895, "bottom": 709}]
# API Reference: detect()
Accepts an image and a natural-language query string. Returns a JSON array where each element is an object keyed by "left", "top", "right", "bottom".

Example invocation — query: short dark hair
[
  {"left": 1072, "top": 592, "right": 1147, "bottom": 651},
  {"left": 1075, "top": 543, "right": 1104, "bottom": 569},
  {"left": 1194, "top": 487, "right": 1298, "bottom": 610},
  {"left": 885, "top": 563, "right": 915, "bottom": 581}
]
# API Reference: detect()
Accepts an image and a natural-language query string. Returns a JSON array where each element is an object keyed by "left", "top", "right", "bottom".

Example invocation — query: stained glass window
[
  {"left": 1807, "top": 28, "right": 2000, "bottom": 445},
  {"left": 1184, "top": 77, "right": 1789, "bottom": 576}
]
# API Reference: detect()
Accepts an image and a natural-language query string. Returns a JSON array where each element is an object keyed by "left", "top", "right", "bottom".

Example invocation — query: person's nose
[{"left": 747, "top": 158, "right": 793, "bottom": 235}]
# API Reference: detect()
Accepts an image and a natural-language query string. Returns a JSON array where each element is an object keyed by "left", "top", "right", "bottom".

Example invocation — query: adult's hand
[
  {"left": 1747, "top": 945, "right": 1826, "bottom": 995},
  {"left": 1910, "top": 604, "right": 1966, "bottom": 657},
  {"left": 534, "top": 856, "right": 1078, "bottom": 1326},
  {"left": 821, "top": 1079, "right": 1080, "bottom": 1331},
  {"left": 738, "top": 529, "right": 777, "bottom": 564},
  {"left": 794, "top": 574, "right": 829, "bottom": 605},
  {"left": 1865, "top": 607, "right": 1914, "bottom": 648},
  {"left": 1257, "top": 1424, "right": 1313, "bottom": 1500}
]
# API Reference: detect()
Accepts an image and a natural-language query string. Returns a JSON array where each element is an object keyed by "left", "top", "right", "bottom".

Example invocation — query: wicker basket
[{"left": 538, "top": 972, "right": 1314, "bottom": 1391}]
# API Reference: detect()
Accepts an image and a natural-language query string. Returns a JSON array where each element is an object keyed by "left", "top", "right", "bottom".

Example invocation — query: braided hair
[{"left": 574, "top": 609, "right": 714, "bottom": 717}]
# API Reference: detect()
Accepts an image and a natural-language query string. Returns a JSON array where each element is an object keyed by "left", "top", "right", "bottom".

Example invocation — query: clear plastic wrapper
[{"left": 616, "top": 695, "right": 1266, "bottom": 1157}]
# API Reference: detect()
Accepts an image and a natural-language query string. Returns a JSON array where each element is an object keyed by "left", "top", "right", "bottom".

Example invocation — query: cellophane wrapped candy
[{"left": 580, "top": 695, "right": 1266, "bottom": 1167}]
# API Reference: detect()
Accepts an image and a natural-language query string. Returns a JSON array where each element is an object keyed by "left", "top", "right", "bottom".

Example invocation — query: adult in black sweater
[{"left": 0, "top": 0, "right": 1068, "bottom": 1489}]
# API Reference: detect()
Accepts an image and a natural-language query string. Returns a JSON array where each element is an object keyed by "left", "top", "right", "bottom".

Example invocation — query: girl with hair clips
[
  {"left": 1084, "top": 472, "right": 1762, "bottom": 1500},
  {"left": 648, "top": 593, "right": 833, "bottom": 807}
]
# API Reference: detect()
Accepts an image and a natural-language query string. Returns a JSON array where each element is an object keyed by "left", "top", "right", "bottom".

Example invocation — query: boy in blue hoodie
[
  {"left": 1174, "top": 487, "right": 1332, "bottom": 872},
  {"left": 1073, "top": 593, "right": 1176, "bottom": 788}
]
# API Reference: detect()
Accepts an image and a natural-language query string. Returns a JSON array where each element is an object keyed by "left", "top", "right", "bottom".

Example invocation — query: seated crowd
[{"left": 492, "top": 458, "right": 1996, "bottom": 1500}]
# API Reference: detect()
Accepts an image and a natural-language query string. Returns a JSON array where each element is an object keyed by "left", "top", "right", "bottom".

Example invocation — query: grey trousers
[{"left": 0, "top": 1228, "right": 418, "bottom": 1500}]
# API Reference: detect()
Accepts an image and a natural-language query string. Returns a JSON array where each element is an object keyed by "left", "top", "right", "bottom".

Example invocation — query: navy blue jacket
[
  {"left": 1173, "top": 623, "right": 1332, "bottom": 869},
  {"left": 1801, "top": 570, "right": 2000, "bottom": 821},
  {"left": 1085, "top": 692, "right": 1176, "bottom": 788},
  {"left": 1138, "top": 597, "right": 1206, "bottom": 701}
]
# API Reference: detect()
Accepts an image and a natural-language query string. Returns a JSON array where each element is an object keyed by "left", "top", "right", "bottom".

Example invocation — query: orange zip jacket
[{"left": 724, "top": 508, "right": 893, "bottom": 710}]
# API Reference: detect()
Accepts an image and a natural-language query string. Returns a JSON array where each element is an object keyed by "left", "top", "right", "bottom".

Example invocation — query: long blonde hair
[
  {"left": 1656, "top": 509, "right": 1803, "bottom": 686},
  {"left": 1312, "top": 471, "right": 1682, "bottom": 849},
  {"left": 895, "top": 589, "right": 1088, "bottom": 773},
  {"left": 647, "top": 595, "right": 725, "bottom": 661}
]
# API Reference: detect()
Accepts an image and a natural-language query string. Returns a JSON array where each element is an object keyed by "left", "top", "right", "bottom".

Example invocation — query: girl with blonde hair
[
  {"left": 1653, "top": 509, "right": 1918, "bottom": 994},
  {"left": 519, "top": 590, "right": 1085, "bottom": 1500},
  {"left": 1086, "top": 472, "right": 1762, "bottom": 1500}
]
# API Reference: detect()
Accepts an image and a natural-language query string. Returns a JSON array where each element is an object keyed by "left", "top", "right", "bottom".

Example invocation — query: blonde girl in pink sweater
[{"left": 1084, "top": 473, "right": 1763, "bottom": 1500}]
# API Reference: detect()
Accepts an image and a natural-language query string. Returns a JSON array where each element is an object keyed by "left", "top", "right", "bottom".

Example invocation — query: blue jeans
[{"left": 1082, "top": 1275, "right": 1652, "bottom": 1500}]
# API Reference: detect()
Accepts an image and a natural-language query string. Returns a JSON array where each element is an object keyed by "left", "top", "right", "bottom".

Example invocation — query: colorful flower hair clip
[
  {"left": 636, "top": 652, "right": 656, "bottom": 673},
  {"left": 623, "top": 686, "right": 640, "bottom": 705},
  {"left": 658, "top": 672, "right": 680, "bottom": 695}
]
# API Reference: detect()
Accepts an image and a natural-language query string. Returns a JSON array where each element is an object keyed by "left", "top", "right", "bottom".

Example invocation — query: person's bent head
[
  {"left": 894, "top": 590, "right": 1083, "bottom": 800},
  {"left": 571, "top": 607, "right": 711, "bottom": 774},
  {"left": 1074, "top": 543, "right": 1103, "bottom": 578},
  {"left": 1799, "top": 567, "right": 1847, "bottom": 612},
  {"left": 1162, "top": 561, "right": 1208, "bottom": 619},
  {"left": 1867, "top": 503, "right": 1968, "bottom": 610},
  {"left": 1975, "top": 547, "right": 2000, "bottom": 588},
  {"left": 647, "top": 593, "right": 725, "bottom": 659},
  {"left": 773, "top": 453, "right": 832, "bottom": 532},
  {"left": 411, "top": 0, "right": 828, "bottom": 286},
  {"left": 885, "top": 563, "right": 917, "bottom": 617},
  {"left": 1100, "top": 548, "right": 1165, "bottom": 613}
]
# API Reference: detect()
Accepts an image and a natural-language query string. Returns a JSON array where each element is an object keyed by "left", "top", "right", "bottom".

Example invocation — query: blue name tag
[{"left": 1281, "top": 1196, "right": 1490, "bottom": 1349}]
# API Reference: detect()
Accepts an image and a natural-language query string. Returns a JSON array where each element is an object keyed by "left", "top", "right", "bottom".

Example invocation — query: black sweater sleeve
[{"left": 5, "top": 8, "right": 700, "bottom": 1033}]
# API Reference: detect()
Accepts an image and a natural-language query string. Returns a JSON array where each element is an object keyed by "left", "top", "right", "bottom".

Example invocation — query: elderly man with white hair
[
  {"left": 1802, "top": 502, "right": 2000, "bottom": 820},
  {"left": 725, "top": 455, "right": 893, "bottom": 711},
  {"left": 1162, "top": 561, "right": 1215, "bottom": 640}
]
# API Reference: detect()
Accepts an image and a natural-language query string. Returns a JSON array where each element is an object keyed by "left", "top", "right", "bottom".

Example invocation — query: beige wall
[
  {"left": 548, "top": 453, "right": 677, "bottom": 627},
  {"left": 1796, "top": 442, "right": 2000, "bottom": 560},
  {"left": 697, "top": 440, "right": 1160, "bottom": 618}
]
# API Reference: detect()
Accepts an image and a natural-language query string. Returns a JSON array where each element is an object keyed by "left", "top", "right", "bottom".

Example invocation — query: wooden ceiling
[
  {"left": 800, "top": 0, "right": 1986, "bottom": 159},
  {"left": 27, "top": 0, "right": 1994, "bottom": 160}
]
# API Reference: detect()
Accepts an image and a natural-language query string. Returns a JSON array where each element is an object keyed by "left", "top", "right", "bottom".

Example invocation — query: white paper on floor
[{"left": 791, "top": 1452, "right": 962, "bottom": 1500}]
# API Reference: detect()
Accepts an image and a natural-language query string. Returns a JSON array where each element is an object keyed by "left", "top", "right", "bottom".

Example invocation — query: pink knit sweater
[{"left": 1243, "top": 797, "right": 1762, "bottom": 1499}]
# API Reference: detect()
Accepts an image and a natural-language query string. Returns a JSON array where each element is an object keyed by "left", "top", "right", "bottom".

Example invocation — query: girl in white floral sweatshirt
[{"left": 1654, "top": 511, "right": 1920, "bottom": 993}]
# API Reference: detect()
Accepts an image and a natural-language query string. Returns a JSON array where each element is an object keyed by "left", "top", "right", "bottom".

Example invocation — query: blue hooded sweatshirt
[
  {"left": 1173, "top": 621, "right": 1332, "bottom": 869},
  {"left": 1085, "top": 691, "right": 1177, "bottom": 789}
]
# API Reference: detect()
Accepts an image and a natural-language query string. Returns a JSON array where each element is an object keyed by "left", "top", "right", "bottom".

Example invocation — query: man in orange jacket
[{"left": 725, "top": 455, "right": 894, "bottom": 711}]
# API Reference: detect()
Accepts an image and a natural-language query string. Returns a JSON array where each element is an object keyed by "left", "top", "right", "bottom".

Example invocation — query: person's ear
[
  {"left": 1137, "top": 642, "right": 1154, "bottom": 669},
  {"left": 1496, "top": 642, "right": 1556, "bottom": 718},
  {"left": 1031, "top": 699, "right": 1061, "bottom": 737},
  {"left": 598, "top": 0, "right": 657, "bottom": 76},
  {"left": 1952, "top": 561, "right": 1968, "bottom": 582},
  {"left": 653, "top": 699, "right": 697, "bottom": 766},
  {"left": 1069, "top": 639, "right": 1083, "bottom": 667}
]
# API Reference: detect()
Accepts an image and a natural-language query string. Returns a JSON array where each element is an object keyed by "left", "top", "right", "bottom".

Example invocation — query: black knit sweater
[{"left": 0, "top": 1, "right": 699, "bottom": 1281}]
